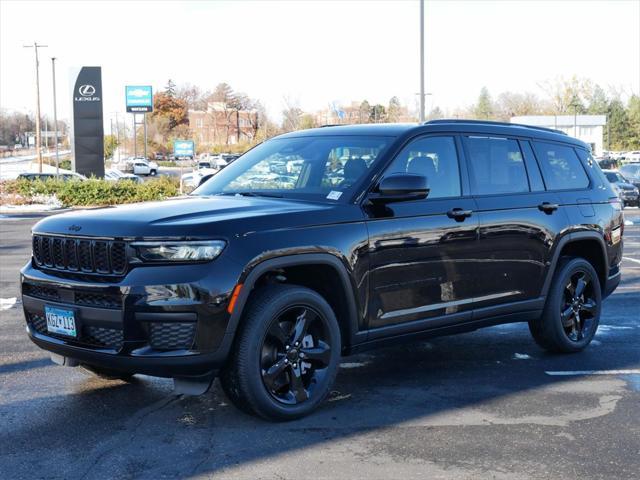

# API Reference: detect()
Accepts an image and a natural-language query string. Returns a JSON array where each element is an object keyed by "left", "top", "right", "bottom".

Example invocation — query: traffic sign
[{"left": 125, "top": 85, "right": 153, "bottom": 113}]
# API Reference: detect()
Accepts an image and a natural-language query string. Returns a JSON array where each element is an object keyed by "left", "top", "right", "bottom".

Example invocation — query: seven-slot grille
[{"left": 32, "top": 235, "right": 127, "bottom": 275}]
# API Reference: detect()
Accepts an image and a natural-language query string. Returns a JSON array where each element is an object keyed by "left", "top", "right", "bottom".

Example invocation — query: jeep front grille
[{"left": 32, "top": 235, "right": 128, "bottom": 276}]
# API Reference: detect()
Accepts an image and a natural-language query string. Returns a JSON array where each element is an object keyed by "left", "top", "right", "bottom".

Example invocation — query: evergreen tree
[
  {"left": 607, "top": 99, "right": 630, "bottom": 150},
  {"left": 474, "top": 87, "right": 493, "bottom": 119},
  {"left": 626, "top": 95, "right": 640, "bottom": 149},
  {"left": 164, "top": 79, "right": 176, "bottom": 97}
]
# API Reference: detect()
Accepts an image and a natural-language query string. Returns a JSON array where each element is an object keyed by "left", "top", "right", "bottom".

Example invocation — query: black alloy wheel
[
  {"left": 560, "top": 270, "right": 598, "bottom": 342},
  {"left": 220, "top": 284, "right": 341, "bottom": 420},
  {"left": 260, "top": 305, "right": 332, "bottom": 405},
  {"left": 529, "top": 257, "right": 602, "bottom": 353}
]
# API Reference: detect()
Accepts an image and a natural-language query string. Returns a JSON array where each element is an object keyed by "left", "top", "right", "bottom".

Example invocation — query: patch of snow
[
  {"left": 340, "top": 361, "right": 369, "bottom": 369},
  {"left": 624, "top": 219, "right": 634, "bottom": 226},
  {"left": 513, "top": 353, "right": 532, "bottom": 360},
  {"left": 0, "top": 297, "right": 18, "bottom": 310}
]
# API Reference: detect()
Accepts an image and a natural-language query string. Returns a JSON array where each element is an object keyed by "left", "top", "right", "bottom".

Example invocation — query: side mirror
[{"left": 369, "top": 173, "right": 429, "bottom": 203}]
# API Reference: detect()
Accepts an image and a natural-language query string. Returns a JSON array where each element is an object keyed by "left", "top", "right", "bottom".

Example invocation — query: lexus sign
[{"left": 70, "top": 66, "right": 104, "bottom": 178}]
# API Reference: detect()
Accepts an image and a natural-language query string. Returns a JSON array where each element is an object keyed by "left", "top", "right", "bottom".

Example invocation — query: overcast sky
[{"left": 1, "top": 0, "right": 639, "bottom": 125}]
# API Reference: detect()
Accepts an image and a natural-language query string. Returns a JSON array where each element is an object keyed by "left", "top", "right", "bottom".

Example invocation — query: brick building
[{"left": 189, "top": 102, "right": 259, "bottom": 146}]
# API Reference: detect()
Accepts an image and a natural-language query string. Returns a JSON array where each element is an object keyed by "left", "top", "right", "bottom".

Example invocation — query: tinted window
[
  {"left": 384, "top": 136, "right": 461, "bottom": 199},
  {"left": 194, "top": 136, "right": 391, "bottom": 202},
  {"left": 534, "top": 142, "right": 589, "bottom": 190},
  {"left": 464, "top": 136, "right": 529, "bottom": 195}
]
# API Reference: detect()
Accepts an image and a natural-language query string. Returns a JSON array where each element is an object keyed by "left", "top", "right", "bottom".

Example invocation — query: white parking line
[
  {"left": 622, "top": 257, "right": 640, "bottom": 265},
  {"left": 546, "top": 370, "right": 640, "bottom": 376}
]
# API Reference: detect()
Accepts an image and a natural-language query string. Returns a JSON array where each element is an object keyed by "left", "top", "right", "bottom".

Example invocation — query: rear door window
[
  {"left": 463, "top": 136, "right": 530, "bottom": 195},
  {"left": 533, "top": 141, "right": 590, "bottom": 190}
]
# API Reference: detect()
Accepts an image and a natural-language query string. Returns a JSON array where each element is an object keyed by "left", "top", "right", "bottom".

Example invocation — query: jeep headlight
[{"left": 132, "top": 240, "right": 226, "bottom": 262}]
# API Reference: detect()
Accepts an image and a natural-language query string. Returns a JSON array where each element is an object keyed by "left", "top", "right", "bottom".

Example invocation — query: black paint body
[{"left": 21, "top": 121, "right": 624, "bottom": 380}]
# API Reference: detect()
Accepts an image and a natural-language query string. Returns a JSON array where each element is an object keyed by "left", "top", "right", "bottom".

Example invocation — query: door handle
[
  {"left": 447, "top": 208, "right": 473, "bottom": 221},
  {"left": 538, "top": 202, "right": 559, "bottom": 214}
]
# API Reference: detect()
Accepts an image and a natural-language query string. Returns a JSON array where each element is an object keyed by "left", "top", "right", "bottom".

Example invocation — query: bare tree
[{"left": 281, "top": 96, "right": 303, "bottom": 132}]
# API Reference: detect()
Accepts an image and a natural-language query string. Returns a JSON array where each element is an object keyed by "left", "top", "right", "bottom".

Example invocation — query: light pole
[
  {"left": 415, "top": 92, "right": 433, "bottom": 119},
  {"left": 419, "top": 0, "right": 425, "bottom": 123},
  {"left": 51, "top": 57, "right": 60, "bottom": 176},
  {"left": 24, "top": 42, "right": 47, "bottom": 172},
  {"left": 570, "top": 96, "right": 581, "bottom": 138}
]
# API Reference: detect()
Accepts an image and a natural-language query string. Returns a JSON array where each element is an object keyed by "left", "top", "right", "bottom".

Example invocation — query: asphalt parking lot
[{"left": 1, "top": 210, "right": 639, "bottom": 480}]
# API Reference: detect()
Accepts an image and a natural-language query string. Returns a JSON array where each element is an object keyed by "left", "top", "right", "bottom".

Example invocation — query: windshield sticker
[{"left": 326, "top": 191, "right": 343, "bottom": 200}]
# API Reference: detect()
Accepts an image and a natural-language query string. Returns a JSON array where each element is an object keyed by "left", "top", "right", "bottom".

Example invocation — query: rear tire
[
  {"left": 529, "top": 257, "right": 602, "bottom": 353},
  {"left": 220, "top": 284, "right": 341, "bottom": 421}
]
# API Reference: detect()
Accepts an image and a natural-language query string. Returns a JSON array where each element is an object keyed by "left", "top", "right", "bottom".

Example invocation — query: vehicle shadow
[
  {"left": 0, "top": 357, "right": 51, "bottom": 375},
  {"left": 1, "top": 320, "right": 638, "bottom": 479}
]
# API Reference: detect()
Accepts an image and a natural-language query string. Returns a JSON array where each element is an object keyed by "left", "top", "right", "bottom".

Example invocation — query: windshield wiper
[{"left": 219, "top": 191, "right": 284, "bottom": 198}]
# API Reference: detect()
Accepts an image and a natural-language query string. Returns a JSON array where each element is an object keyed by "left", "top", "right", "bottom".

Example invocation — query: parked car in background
[
  {"left": 104, "top": 169, "right": 142, "bottom": 184},
  {"left": 603, "top": 169, "right": 639, "bottom": 207},
  {"left": 597, "top": 158, "right": 619, "bottom": 170},
  {"left": 623, "top": 151, "right": 640, "bottom": 163},
  {"left": 123, "top": 158, "right": 158, "bottom": 176},
  {"left": 18, "top": 172, "right": 86, "bottom": 182},
  {"left": 154, "top": 153, "right": 166, "bottom": 161},
  {"left": 619, "top": 163, "right": 640, "bottom": 189}
]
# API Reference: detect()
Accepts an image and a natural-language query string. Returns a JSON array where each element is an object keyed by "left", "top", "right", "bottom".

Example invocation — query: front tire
[
  {"left": 529, "top": 257, "right": 602, "bottom": 353},
  {"left": 220, "top": 285, "right": 341, "bottom": 421}
]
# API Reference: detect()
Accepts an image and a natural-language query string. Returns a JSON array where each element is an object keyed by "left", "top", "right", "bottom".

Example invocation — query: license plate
[{"left": 44, "top": 306, "right": 77, "bottom": 337}]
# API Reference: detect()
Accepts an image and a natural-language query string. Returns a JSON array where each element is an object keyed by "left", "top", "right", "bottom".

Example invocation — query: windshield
[
  {"left": 193, "top": 135, "right": 392, "bottom": 202},
  {"left": 620, "top": 165, "right": 640, "bottom": 178}
]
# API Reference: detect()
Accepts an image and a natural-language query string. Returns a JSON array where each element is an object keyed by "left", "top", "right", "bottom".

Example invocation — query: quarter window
[
  {"left": 464, "top": 136, "right": 530, "bottom": 195},
  {"left": 384, "top": 136, "right": 461, "bottom": 199},
  {"left": 534, "top": 141, "right": 590, "bottom": 190}
]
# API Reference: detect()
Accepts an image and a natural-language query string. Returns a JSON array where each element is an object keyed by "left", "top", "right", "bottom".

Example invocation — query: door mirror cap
[{"left": 370, "top": 173, "right": 429, "bottom": 203}]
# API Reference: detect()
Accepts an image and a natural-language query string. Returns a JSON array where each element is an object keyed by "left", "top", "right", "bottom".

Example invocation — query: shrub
[{"left": 0, "top": 176, "right": 180, "bottom": 207}]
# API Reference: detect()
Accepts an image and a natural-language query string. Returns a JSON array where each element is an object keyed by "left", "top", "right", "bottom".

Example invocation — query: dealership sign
[
  {"left": 174, "top": 140, "right": 195, "bottom": 157},
  {"left": 125, "top": 85, "right": 153, "bottom": 113},
  {"left": 70, "top": 66, "right": 104, "bottom": 178}
]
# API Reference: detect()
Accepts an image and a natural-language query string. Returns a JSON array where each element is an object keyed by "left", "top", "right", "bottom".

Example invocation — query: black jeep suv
[{"left": 21, "top": 120, "right": 623, "bottom": 420}]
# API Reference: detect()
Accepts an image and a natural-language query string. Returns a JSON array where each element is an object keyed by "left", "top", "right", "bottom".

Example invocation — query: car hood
[
  {"left": 32, "top": 195, "right": 361, "bottom": 239},
  {"left": 617, "top": 182, "right": 637, "bottom": 190}
]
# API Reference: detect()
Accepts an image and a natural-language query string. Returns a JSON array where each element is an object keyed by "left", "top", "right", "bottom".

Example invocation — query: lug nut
[{"left": 285, "top": 345, "right": 290, "bottom": 350}]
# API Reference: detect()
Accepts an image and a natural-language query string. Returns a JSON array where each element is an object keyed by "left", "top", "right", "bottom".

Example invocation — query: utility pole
[
  {"left": 24, "top": 42, "right": 47, "bottom": 172},
  {"left": 51, "top": 57, "right": 60, "bottom": 175},
  {"left": 419, "top": 0, "right": 425, "bottom": 123},
  {"left": 115, "top": 112, "right": 121, "bottom": 162}
]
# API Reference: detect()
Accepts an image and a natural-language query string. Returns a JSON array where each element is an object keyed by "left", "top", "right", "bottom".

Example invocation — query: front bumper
[
  {"left": 21, "top": 256, "right": 242, "bottom": 378},
  {"left": 620, "top": 190, "right": 639, "bottom": 204}
]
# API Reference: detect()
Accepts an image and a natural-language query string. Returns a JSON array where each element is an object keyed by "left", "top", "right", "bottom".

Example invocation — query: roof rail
[
  {"left": 424, "top": 119, "right": 567, "bottom": 136},
  {"left": 318, "top": 124, "right": 343, "bottom": 128}
]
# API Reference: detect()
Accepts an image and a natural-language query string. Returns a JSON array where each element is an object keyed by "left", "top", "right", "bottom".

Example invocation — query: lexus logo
[
  {"left": 78, "top": 84, "right": 96, "bottom": 96},
  {"left": 68, "top": 225, "right": 82, "bottom": 232}
]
